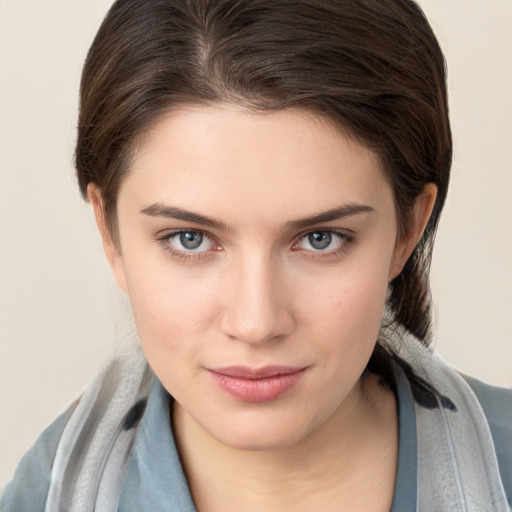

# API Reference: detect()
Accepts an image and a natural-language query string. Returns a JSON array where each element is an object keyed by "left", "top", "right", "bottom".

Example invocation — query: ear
[
  {"left": 388, "top": 184, "right": 437, "bottom": 280},
  {"left": 87, "top": 184, "right": 128, "bottom": 294}
]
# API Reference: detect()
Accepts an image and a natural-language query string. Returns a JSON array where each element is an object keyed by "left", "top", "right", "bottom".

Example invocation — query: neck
[{"left": 172, "top": 374, "right": 398, "bottom": 512}]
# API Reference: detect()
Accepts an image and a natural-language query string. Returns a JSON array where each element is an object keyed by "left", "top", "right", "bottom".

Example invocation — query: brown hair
[{"left": 76, "top": 0, "right": 451, "bottom": 347}]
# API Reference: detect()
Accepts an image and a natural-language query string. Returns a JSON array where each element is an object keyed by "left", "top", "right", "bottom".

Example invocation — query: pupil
[
  {"left": 309, "top": 232, "right": 331, "bottom": 250},
  {"left": 180, "top": 232, "right": 202, "bottom": 250}
]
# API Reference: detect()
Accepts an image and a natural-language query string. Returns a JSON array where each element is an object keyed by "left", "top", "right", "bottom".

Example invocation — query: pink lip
[{"left": 208, "top": 365, "right": 308, "bottom": 403}]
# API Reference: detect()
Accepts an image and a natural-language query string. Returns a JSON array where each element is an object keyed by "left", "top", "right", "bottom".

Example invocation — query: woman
[{"left": 2, "top": 0, "right": 511, "bottom": 510}]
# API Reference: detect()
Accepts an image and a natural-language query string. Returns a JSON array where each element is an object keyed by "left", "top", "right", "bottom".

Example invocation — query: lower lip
[{"left": 209, "top": 369, "right": 307, "bottom": 403}]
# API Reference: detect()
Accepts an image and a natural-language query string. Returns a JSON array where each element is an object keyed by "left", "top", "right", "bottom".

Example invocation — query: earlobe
[
  {"left": 87, "top": 184, "right": 128, "bottom": 294},
  {"left": 389, "top": 184, "right": 437, "bottom": 280}
]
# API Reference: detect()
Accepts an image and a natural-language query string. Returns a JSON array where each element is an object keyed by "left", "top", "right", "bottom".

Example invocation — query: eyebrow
[
  {"left": 140, "top": 202, "right": 374, "bottom": 231},
  {"left": 285, "top": 203, "right": 375, "bottom": 230},
  {"left": 140, "top": 203, "right": 231, "bottom": 231}
]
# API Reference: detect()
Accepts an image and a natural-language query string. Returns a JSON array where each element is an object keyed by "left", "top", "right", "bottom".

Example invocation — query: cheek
[
  {"left": 294, "top": 259, "right": 390, "bottom": 369},
  {"left": 122, "top": 256, "right": 220, "bottom": 363},
  {"left": 298, "top": 260, "right": 390, "bottom": 330}
]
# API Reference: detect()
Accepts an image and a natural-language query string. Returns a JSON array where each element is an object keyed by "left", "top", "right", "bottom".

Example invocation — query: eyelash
[
  {"left": 155, "top": 230, "right": 219, "bottom": 261},
  {"left": 155, "top": 228, "right": 355, "bottom": 261},
  {"left": 291, "top": 229, "right": 354, "bottom": 259}
]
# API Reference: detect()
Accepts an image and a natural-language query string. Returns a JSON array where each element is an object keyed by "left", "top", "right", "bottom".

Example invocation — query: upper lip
[{"left": 208, "top": 365, "right": 306, "bottom": 379}]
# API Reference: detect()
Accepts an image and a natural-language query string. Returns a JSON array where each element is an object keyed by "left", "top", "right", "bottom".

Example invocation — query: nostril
[
  {"left": 219, "top": 261, "right": 295, "bottom": 344},
  {"left": 220, "top": 306, "right": 295, "bottom": 345}
]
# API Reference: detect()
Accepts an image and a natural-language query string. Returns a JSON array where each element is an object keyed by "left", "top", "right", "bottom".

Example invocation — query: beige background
[{"left": 1, "top": 0, "right": 511, "bottom": 487}]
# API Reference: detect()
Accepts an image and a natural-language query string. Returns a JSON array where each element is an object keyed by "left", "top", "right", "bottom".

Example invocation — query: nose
[{"left": 220, "top": 254, "right": 295, "bottom": 345}]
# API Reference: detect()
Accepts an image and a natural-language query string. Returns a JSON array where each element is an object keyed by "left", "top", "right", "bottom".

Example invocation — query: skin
[{"left": 90, "top": 104, "right": 436, "bottom": 511}]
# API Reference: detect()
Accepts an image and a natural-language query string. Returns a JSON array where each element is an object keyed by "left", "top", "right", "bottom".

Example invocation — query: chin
[
  {"left": 217, "top": 430, "right": 304, "bottom": 452},
  {"left": 205, "top": 409, "right": 318, "bottom": 452}
]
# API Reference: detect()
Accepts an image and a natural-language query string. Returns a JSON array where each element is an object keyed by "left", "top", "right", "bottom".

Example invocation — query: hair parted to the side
[{"left": 75, "top": 0, "right": 452, "bottom": 351}]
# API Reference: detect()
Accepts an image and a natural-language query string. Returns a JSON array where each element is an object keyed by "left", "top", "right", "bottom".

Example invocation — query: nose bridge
[{"left": 220, "top": 249, "right": 293, "bottom": 344}]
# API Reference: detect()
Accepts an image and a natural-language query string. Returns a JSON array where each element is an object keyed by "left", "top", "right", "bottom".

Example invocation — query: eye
[
  {"left": 158, "top": 230, "right": 216, "bottom": 254},
  {"left": 294, "top": 230, "right": 349, "bottom": 252},
  {"left": 175, "top": 231, "right": 211, "bottom": 251}
]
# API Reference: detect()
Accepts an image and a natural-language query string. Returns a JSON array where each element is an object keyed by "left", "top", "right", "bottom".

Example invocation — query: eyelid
[
  {"left": 293, "top": 227, "right": 353, "bottom": 243},
  {"left": 291, "top": 228, "right": 355, "bottom": 256},
  {"left": 155, "top": 228, "right": 221, "bottom": 260},
  {"left": 154, "top": 227, "right": 354, "bottom": 261}
]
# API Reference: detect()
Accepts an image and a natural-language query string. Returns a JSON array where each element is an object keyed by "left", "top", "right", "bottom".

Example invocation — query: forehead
[{"left": 121, "top": 104, "right": 393, "bottom": 225}]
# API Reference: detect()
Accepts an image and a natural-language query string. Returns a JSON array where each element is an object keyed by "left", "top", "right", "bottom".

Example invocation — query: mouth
[{"left": 207, "top": 365, "right": 308, "bottom": 403}]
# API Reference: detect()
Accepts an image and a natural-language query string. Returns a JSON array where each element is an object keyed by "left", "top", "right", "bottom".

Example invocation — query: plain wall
[{"left": 1, "top": 0, "right": 511, "bottom": 487}]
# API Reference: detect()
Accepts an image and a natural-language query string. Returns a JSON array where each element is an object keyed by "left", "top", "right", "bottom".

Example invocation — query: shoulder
[
  {"left": 462, "top": 374, "right": 512, "bottom": 504},
  {"left": 1, "top": 401, "right": 77, "bottom": 512}
]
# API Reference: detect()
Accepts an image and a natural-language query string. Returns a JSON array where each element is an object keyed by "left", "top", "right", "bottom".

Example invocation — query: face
[{"left": 95, "top": 104, "right": 423, "bottom": 451}]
